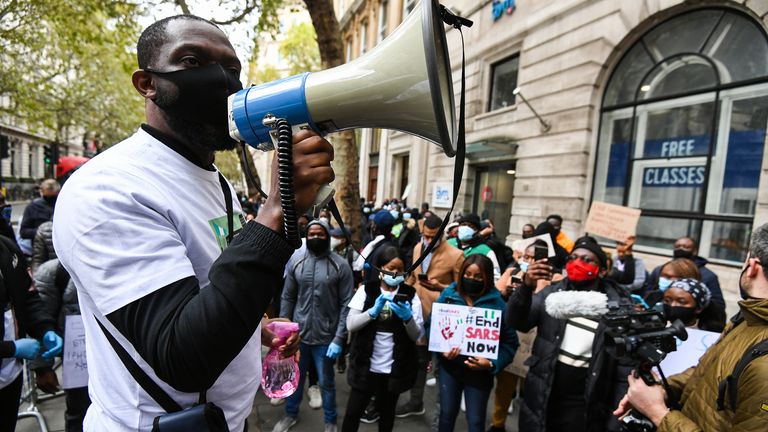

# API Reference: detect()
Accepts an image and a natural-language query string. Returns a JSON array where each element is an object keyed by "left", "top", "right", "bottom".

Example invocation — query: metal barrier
[{"left": 16, "top": 359, "right": 65, "bottom": 432}]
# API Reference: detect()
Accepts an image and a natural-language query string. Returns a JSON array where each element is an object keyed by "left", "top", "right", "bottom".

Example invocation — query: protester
[
  {"left": 546, "top": 214, "right": 574, "bottom": 253},
  {"left": 434, "top": 255, "right": 518, "bottom": 432},
  {"left": 395, "top": 210, "right": 420, "bottom": 267},
  {"left": 645, "top": 236, "right": 725, "bottom": 309},
  {"left": 446, "top": 221, "right": 459, "bottom": 242},
  {"left": 342, "top": 246, "right": 423, "bottom": 432},
  {"left": 662, "top": 278, "right": 726, "bottom": 333},
  {"left": 609, "top": 236, "right": 646, "bottom": 293},
  {"left": 479, "top": 218, "right": 514, "bottom": 271},
  {"left": 0, "top": 235, "right": 63, "bottom": 431},
  {"left": 52, "top": 15, "right": 331, "bottom": 430},
  {"left": 0, "top": 195, "right": 15, "bottom": 245},
  {"left": 275, "top": 220, "right": 354, "bottom": 432},
  {"left": 531, "top": 221, "right": 569, "bottom": 272},
  {"left": 644, "top": 258, "right": 701, "bottom": 308},
  {"left": 614, "top": 223, "right": 768, "bottom": 431},
  {"left": 20, "top": 179, "right": 59, "bottom": 244},
  {"left": 330, "top": 227, "right": 362, "bottom": 288},
  {"left": 447, "top": 214, "right": 501, "bottom": 279},
  {"left": 395, "top": 214, "right": 464, "bottom": 419},
  {"left": 522, "top": 223, "right": 535, "bottom": 239},
  {"left": 508, "top": 236, "right": 633, "bottom": 432},
  {"left": 355, "top": 210, "right": 398, "bottom": 285},
  {"left": 31, "top": 258, "right": 91, "bottom": 431}
]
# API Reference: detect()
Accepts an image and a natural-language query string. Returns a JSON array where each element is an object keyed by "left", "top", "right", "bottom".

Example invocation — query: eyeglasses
[{"left": 568, "top": 254, "right": 597, "bottom": 265}]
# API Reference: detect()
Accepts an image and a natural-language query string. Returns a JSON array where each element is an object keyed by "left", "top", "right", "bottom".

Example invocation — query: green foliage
[
  {"left": 214, "top": 149, "right": 244, "bottom": 188},
  {"left": 0, "top": 0, "right": 144, "bottom": 148},
  {"left": 279, "top": 22, "right": 320, "bottom": 75},
  {"left": 249, "top": 64, "right": 282, "bottom": 84}
]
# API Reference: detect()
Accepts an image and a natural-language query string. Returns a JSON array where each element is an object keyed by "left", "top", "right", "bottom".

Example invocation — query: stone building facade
[{"left": 338, "top": 0, "right": 768, "bottom": 313}]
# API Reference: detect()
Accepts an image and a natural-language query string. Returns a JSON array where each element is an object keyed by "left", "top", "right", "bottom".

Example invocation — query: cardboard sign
[
  {"left": 429, "top": 304, "right": 502, "bottom": 360},
  {"left": 63, "top": 315, "right": 89, "bottom": 389},
  {"left": 658, "top": 328, "right": 720, "bottom": 376},
  {"left": 507, "top": 329, "right": 536, "bottom": 377},
  {"left": 584, "top": 201, "right": 641, "bottom": 242}
]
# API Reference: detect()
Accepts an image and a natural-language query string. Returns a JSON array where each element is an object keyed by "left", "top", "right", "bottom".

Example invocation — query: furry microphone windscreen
[{"left": 544, "top": 291, "right": 609, "bottom": 319}]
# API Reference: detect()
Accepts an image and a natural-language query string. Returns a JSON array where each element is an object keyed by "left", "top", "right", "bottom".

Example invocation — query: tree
[{"left": 279, "top": 22, "right": 321, "bottom": 75}]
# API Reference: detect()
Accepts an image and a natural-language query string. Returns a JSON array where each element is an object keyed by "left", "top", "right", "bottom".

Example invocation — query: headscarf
[{"left": 669, "top": 278, "right": 712, "bottom": 309}]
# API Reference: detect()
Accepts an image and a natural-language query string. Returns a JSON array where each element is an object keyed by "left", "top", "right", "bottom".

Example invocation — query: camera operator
[
  {"left": 507, "top": 236, "right": 633, "bottom": 432},
  {"left": 614, "top": 224, "right": 768, "bottom": 431}
]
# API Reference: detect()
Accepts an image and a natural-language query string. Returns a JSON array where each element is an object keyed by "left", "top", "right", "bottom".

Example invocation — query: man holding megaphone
[{"left": 52, "top": 15, "right": 333, "bottom": 431}]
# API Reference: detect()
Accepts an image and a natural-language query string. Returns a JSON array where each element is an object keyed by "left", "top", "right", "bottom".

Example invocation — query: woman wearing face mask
[
  {"left": 643, "top": 258, "right": 701, "bottom": 309},
  {"left": 663, "top": 278, "right": 726, "bottom": 333},
  {"left": 342, "top": 246, "right": 423, "bottom": 432},
  {"left": 434, "top": 255, "right": 519, "bottom": 432}
]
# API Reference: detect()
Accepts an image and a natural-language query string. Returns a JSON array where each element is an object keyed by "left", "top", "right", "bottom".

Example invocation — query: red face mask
[{"left": 566, "top": 259, "right": 600, "bottom": 282}]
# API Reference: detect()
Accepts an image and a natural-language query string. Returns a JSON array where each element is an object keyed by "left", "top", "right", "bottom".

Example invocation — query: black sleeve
[
  {"left": 19, "top": 207, "right": 37, "bottom": 239},
  {"left": 608, "top": 255, "right": 636, "bottom": 285},
  {"left": 106, "top": 222, "right": 293, "bottom": 393},
  {"left": 3, "top": 237, "right": 56, "bottom": 339},
  {"left": 0, "top": 341, "right": 15, "bottom": 358},
  {"left": 506, "top": 283, "right": 538, "bottom": 332}
]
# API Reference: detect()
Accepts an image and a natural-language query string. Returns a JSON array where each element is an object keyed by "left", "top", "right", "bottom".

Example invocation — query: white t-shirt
[
  {"left": 53, "top": 128, "right": 260, "bottom": 432},
  {"left": 348, "top": 286, "right": 423, "bottom": 373},
  {"left": 0, "top": 309, "right": 22, "bottom": 390}
]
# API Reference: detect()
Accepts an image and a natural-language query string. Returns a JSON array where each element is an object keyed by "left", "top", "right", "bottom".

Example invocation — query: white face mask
[
  {"left": 319, "top": 217, "right": 330, "bottom": 224},
  {"left": 330, "top": 237, "right": 342, "bottom": 250}
]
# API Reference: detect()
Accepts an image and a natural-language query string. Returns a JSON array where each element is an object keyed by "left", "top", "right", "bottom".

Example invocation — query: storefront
[{"left": 592, "top": 7, "right": 768, "bottom": 264}]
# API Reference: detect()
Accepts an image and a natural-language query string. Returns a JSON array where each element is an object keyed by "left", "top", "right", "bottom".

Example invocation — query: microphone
[{"left": 545, "top": 291, "right": 609, "bottom": 320}]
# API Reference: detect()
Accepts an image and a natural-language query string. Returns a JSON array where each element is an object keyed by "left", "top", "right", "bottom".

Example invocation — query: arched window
[{"left": 593, "top": 8, "right": 768, "bottom": 263}]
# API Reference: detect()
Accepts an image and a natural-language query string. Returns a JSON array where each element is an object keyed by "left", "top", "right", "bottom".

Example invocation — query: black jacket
[
  {"left": 507, "top": 278, "right": 633, "bottom": 432},
  {"left": 0, "top": 236, "right": 57, "bottom": 357},
  {"left": 347, "top": 282, "right": 418, "bottom": 394},
  {"left": 20, "top": 197, "right": 54, "bottom": 240}
]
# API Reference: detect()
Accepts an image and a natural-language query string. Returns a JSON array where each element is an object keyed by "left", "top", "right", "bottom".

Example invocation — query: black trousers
[
  {"left": 341, "top": 372, "right": 400, "bottom": 432},
  {"left": 0, "top": 374, "right": 23, "bottom": 432},
  {"left": 65, "top": 386, "right": 91, "bottom": 432}
]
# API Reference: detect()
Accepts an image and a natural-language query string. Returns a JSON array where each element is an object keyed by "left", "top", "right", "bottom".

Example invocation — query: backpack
[{"left": 715, "top": 314, "right": 768, "bottom": 411}]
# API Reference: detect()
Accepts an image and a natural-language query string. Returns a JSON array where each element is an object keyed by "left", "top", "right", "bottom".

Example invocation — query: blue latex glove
[
  {"left": 326, "top": 342, "right": 343, "bottom": 359},
  {"left": 41, "top": 331, "right": 63, "bottom": 360},
  {"left": 389, "top": 301, "right": 413, "bottom": 321},
  {"left": 14, "top": 338, "right": 41, "bottom": 360},
  {"left": 368, "top": 293, "right": 392, "bottom": 319}
]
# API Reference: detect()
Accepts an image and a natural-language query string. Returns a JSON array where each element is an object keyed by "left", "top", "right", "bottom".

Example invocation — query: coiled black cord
[{"left": 274, "top": 118, "right": 302, "bottom": 248}]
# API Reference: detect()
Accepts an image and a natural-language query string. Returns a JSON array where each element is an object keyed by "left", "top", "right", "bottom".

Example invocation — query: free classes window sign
[{"left": 642, "top": 135, "right": 707, "bottom": 188}]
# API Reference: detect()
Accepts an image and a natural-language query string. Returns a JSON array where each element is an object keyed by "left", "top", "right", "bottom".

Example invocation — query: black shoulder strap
[
  {"left": 716, "top": 335, "right": 768, "bottom": 411},
  {"left": 95, "top": 316, "right": 183, "bottom": 413},
  {"left": 217, "top": 172, "right": 234, "bottom": 245}
]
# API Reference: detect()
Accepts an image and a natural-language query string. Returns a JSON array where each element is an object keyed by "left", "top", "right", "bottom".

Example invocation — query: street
[{"left": 15, "top": 361, "right": 520, "bottom": 432}]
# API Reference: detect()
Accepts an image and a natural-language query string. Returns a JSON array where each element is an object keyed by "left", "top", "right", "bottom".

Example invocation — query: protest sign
[
  {"left": 584, "top": 201, "right": 641, "bottom": 242},
  {"left": 658, "top": 328, "right": 720, "bottom": 376},
  {"left": 63, "top": 315, "right": 89, "bottom": 389},
  {"left": 429, "top": 304, "right": 502, "bottom": 360},
  {"left": 513, "top": 233, "right": 556, "bottom": 257}
]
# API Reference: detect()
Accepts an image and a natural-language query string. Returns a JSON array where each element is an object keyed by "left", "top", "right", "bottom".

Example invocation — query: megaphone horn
[{"left": 228, "top": 0, "right": 458, "bottom": 157}]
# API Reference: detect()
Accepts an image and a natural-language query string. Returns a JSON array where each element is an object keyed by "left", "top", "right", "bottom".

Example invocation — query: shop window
[
  {"left": 593, "top": 8, "right": 768, "bottom": 264},
  {"left": 488, "top": 55, "right": 519, "bottom": 112}
]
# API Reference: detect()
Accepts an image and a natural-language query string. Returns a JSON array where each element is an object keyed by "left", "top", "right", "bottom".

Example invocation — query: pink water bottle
[{"left": 261, "top": 321, "right": 300, "bottom": 399}]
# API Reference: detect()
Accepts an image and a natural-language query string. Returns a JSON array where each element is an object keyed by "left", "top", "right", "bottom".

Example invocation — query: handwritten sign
[
  {"left": 432, "top": 183, "right": 452, "bottom": 208},
  {"left": 584, "top": 201, "right": 641, "bottom": 242},
  {"left": 63, "top": 315, "right": 88, "bottom": 389},
  {"left": 429, "top": 304, "right": 501, "bottom": 360},
  {"left": 658, "top": 328, "right": 720, "bottom": 376}
]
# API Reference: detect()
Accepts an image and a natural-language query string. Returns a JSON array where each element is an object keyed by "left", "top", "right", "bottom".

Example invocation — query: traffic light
[{"left": 44, "top": 145, "right": 52, "bottom": 164}]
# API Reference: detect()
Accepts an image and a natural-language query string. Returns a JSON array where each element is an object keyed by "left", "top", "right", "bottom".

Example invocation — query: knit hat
[
  {"left": 572, "top": 236, "right": 608, "bottom": 269},
  {"left": 669, "top": 278, "right": 711, "bottom": 309}
]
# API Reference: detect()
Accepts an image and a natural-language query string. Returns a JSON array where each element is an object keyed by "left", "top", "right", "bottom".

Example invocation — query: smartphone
[
  {"left": 418, "top": 273, "right": 428, "bottom": 281},
  {"left": 394, "top": 293, "right": 410, "bottom": 303},
  {"left": 533, "top": 245, "right": 548, "bottom": 261}
]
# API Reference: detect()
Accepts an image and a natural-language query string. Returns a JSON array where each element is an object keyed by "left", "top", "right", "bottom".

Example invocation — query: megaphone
[{"left": 228, "top": 0, "right": 457, "bottom": 157}]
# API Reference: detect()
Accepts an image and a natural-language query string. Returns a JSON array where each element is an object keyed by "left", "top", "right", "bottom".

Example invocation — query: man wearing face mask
[
  {"left": 644, "top": 236, "right": 725, "bottom": 310},
  {"left": 447, "top": 214, "right": 501, "bottom": 280},
  {"left": 615, "top": 224, "right": 768, "bottom": 431},
  {"left": 277, "top": 220, "right": 353, "bottom": 432},
  {"left": 52, "top": 15, "right": 334, "bottom": 431},
  {"left": 507, "top": 236, "right": 633, "bottom": 432},
  {"left": 20, "top": 179, "right": 60, "bottom": 241}
]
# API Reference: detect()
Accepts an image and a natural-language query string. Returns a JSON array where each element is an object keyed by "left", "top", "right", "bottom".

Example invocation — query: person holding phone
[
  {"left": 433, "top": 254, "right": 518, "bottom": 432},
  {"left": 342, "top": 246, "right": 424, "bottom": 432},
  {"left": 507, "top": 236, "right": 633, "bottom": 432}
]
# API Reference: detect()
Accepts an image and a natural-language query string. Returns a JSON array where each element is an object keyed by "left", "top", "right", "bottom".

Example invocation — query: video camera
[{"left": 602, "top": 298, "right": 688, "bottom": 432}]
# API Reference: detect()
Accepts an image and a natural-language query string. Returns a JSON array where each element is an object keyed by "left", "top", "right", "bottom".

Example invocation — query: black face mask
[
  {"left": 664, "top": 304, "right": 697, "bottom": 324},
  {"left": 43, "top": 196, "right": 57, "bottom": 206},
  {"left": 306, "top": 238, "right": 329, "bottom": 254},
  {"left": 673, "top": 248, "right": 695, "bottom": 260},
  {"left": 461, "top": 278, "right": 485, "bottom": 297},
  {"left": 148, "top": 64, "right": 242, "bottom": 146}
]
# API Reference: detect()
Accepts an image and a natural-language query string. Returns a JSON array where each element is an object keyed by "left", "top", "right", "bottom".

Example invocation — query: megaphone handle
[{"left": 273, "top": 118, "right": 302, "bottom": 249}]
